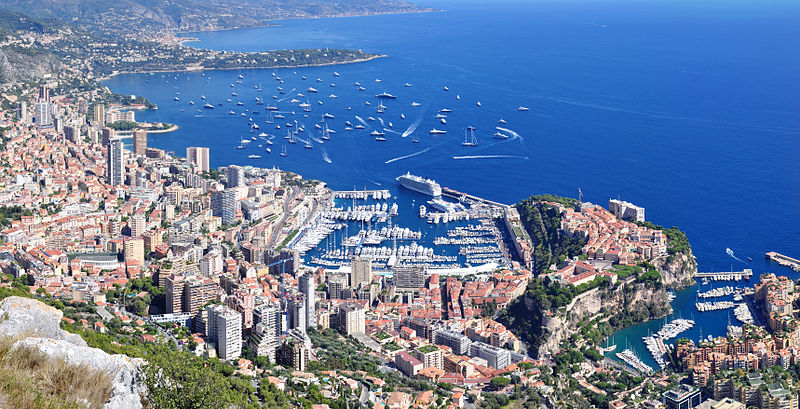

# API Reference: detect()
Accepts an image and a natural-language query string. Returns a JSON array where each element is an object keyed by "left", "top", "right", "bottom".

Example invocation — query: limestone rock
[
  {"left": 13, "top": 338, "right": 144, "bottom": 409},
  {"left": 1, "top": 297, "right": 144, "bottom": 408},
  {"left": 0, "top": 296, "right": 86, "bottom": 346}
]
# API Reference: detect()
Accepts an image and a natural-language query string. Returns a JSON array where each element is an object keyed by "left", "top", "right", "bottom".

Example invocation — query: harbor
[
  {"left": 641, "top": 318, "right": 695, "bottom": 370},
  {"left": 300, "top": 183, "right": 514, "bottom": 273}
]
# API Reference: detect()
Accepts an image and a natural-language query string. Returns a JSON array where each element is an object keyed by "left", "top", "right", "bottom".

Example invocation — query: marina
[
  {"left": 695, "top": 301, "right": 735, "bottom": 312},
  {"left": 615, "top": 348, "right": 653, "bottom": 375},
  {"left": 640, "top": 318, "right": 695, "bottom": 369},
  {"left": 697, "top": 286, "right": 739, "bottom": 298},
  {"left": 694, "top": 269, "right": 753, "bottom": 281}
]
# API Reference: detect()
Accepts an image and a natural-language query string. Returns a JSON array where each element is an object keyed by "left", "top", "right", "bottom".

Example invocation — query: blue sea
[{"left": 103, "top": 0, "right": 800, "bottom": 365}]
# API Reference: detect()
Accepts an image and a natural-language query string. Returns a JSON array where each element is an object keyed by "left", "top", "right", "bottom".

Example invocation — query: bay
[{"left": 103, "top": 0, "right": 800, "bottom": 364}]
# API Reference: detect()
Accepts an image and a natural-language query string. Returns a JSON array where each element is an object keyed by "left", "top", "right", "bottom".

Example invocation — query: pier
[
  {"left": 766, "top": 252, "right": 800, "bottom": 272},
  {"left": 602, "top": 357, "right": 645, "bottom": 377},
  {"left": 333, "top": 190, "right": 391, "bottom": 200},
  {"left": 441, "top": 187, "right": 509, "bottom": 209},
  {"left": 695, "top": 269, "right": 753, "bottom": 281}
]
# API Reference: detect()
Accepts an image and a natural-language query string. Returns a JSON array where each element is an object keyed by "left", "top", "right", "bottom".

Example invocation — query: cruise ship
[{"left": 396, "top": 172, "right": 442, "bottom": 197}]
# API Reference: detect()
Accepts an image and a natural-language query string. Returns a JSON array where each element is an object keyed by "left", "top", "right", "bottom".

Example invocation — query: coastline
[
  {"left": 96, "top": 54, "right": 386, "bottom": 82},
  {"left": 145, "top": 124, "right": 179, "bottom": 134},
  {"left": 173, "top": 9, "right": 439, "bottom": 38}
]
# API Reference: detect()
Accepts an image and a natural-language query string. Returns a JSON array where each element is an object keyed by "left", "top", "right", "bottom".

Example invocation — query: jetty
[
  {"left": 695, "top": 269, "right": 753, "bottom": 281},
  {"left": 442, "top": 187, "right": 509, "bottom": 209},
  {"left": 333, "top": 190, "right": 391, "bottom": 200},
  {"left": 766, "top": 252, "right": 800, "bottom": 272}
]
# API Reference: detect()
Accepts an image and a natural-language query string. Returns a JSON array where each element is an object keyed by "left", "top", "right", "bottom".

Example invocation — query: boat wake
[
  {"left": 355, "top": 115, "right": 371, "bottom": 129},
  {"left": 452, "top": 154, "right": 529, "bottom": 160},
  {"left": 385, "top": 147, "right": 434, "bottom": 164},
  {"left": 322, "top": 150, "right": 332, "bottom": 164},
  {"left": 378, "top": 117, "right": 386, "bottom": 127},
  {"left": 383, "top": 128, "right": 403, "bottom": 135},
  {"left": 402, "top": 112, "right": 424, "bottom": 138},
  {"left": 496, "top": 126, "right": 522, "bottom": 141},
  {"left": 726, "top": 248, "right": 747, "bottom": 264}
]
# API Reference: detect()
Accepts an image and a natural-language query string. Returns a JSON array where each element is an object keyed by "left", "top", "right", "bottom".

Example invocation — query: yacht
[
  {"left": 404, "top": 83, "right": 412, "bottom": 87},
  {"left": 248, "top": 154, "right": 261, "bottom": 159},
  {"left": 493, "top": 132, "right": 509, "bottom": 139},
  {"left": 280, "top": 145, "right": 287, "bottom": 157},
  {"left": 517, "top": 106, "right": 530, "bottom": 111},
  {"left": 498, "top": 118, "right": 507, "bottom": 124},
  {"left": 376, "top": 92, "right": 397, "bottom": 99},
  {"left": 370, "top": 130, "right": 386, "bottom": 137},
  {"left": 323, "top": 113, "right": 335, "bottom": 119},
  {"left": 333, "top": 72, "right": 341, "bottom": 77},
  {"left": 203, "top": 103, "right": 214, "bottom": 109},
  {"left": 462, "top": 127, "right": 478, "bottom": 147},
  {"left": 429, "top": 129, "right": 447, "bottom": 135},
  {"left": 443, "top": 85, "right": 449, "bottom": 91},
  {"left": 173, "top": 96, "right": 179, "bottom": 101},
  {"left": 307, "top": 87, "right": 319, "bottom": 93},
  {"left": 411, "top": 102, "right": 422, "bottom": 107}
]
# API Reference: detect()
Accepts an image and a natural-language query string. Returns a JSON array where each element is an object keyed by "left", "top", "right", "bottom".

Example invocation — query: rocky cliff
[
  {"left": 0, "top": 45, "right": 61, "bottom": 83},
  {"left": 536, "top": 282, "right": 670, "bottom": 358},
  {"left": 0, "top": 296, "right": 144, "bottom": 409},
  {"left": 654, "top": 250, "right": 697, "bottom": 290}
]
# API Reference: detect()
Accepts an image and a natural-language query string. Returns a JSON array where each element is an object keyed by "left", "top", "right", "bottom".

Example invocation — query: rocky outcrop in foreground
[{"left": 0, "top": 296, "right": 144, "bottom": 409}]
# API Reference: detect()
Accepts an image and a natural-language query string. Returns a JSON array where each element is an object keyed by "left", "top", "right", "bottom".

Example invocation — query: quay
[
  {"left": 695, "top": 269, "right": 753, "bottom": 280},
  {"left": 442, "top": 187, "right": 509, "bottom": 209},
  {"left": 602, "top": 357, "right": 645, "bottom": 377},
  {"left": 333, "top": 189, "right": 391, "bottom": 200},
  {"left": 766, "top": 252, "right": 800, "bottom": 272}
]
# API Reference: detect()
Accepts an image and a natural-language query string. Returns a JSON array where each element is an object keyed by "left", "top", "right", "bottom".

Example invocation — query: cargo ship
[{"left": 396, "top": 172, "right": 442, "bottom": 197}]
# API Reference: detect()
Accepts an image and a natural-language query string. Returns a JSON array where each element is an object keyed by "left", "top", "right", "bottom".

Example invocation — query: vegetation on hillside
[
  {"left": 636, "top": 221, "right": 692, "bottom": 259},
  {"left": 515, "top": 196, "right": 586, "bottom": 274},
  {"left": 0, "top": 336, "right": 113, "bottom": 409}
]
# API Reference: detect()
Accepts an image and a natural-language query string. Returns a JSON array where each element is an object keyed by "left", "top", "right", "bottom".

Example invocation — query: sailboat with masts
[{"left": 462, "top": 126, "right": 478, "bottom": 147}]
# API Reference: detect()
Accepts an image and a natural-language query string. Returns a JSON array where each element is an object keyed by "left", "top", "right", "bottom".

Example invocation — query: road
[{"left": 267, "top": 187, "right": 298, "bottom": 248}]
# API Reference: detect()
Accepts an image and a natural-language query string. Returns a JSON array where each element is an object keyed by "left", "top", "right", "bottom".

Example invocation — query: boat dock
[
  {"left": 695, "top": 269, "right": 753, "bottom": 281},
  {"left": 441, "top": 187, "right": 509, "bottom": 210},
  {"left": 766, "top": 252, "right": 800, "bottom": 272},
  {"left": 602, "top": 358, "right": 645, "bottom": 377},
  {"left": 333, "top": 190, "right": 391, "bottom": 200}
]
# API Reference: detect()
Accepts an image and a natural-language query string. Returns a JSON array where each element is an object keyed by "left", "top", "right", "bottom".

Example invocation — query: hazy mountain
[{"left": 0, "top": 0, "right": 429, "bottom": 36}]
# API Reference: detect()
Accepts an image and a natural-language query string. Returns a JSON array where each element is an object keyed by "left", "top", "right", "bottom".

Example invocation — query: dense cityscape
[{"left": 0, "top": 2, "right": 798, "bottom": 409}]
